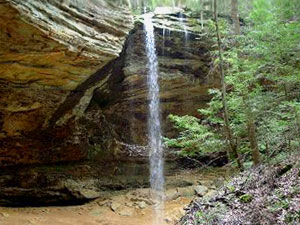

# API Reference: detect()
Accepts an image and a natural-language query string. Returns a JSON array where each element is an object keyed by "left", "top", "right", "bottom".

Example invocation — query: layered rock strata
[
  {"left": 97, "top": 11, "right": 220, "bottom": 145},
  {"left": 0, "top": 0, "right": 133, "bottom": 166}
]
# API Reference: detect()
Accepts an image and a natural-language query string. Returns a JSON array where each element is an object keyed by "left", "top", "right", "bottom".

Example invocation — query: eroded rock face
[
  {"left": 1, "top": 0, "right": 133, "bottom": 88},
  {"left": 98, "top": 12, "right": 220, "bottom": 145},
  {"left": 0, "top": 0, "right": 133, "bottom": 166}
]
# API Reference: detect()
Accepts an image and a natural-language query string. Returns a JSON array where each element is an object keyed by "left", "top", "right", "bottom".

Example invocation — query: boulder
[
  {"left": 165, "top": 188, "right": 180, "bottom": 201},
  {"left": 136, "top": 201, "right": 147, "bottom": 209},
  {"left": 194, "top": 185, "right": 208, "bottom": 196},
  {"left": 177, "top": 186, "right": 195, "bottom": 197},
  {"left": 117, "top": 206, "right": 134, "bottom": 216},
  {"left": 111, "top": 201, "right": 122, "bottom": 212}
]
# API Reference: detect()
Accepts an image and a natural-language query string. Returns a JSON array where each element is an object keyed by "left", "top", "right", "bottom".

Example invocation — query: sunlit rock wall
[{"left": 0, "top": 0, "right": 133, "bottom": 166}]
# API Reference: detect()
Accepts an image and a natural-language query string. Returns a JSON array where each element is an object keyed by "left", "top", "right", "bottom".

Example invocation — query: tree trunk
[
  {"left": 242, "top": 94, "right": 261, "bottom": 166},
  {"left": 126, "top": 0, "right": 131, "bottom": 9},
  {"left": 213, "top": 0, "right": 243, "bottom": 170},
  {"left": 231, "top": 0, "right": 241, "bottom": 35},
  {"left": 247, "top": 113, "right": 261, "bottom": 165}
]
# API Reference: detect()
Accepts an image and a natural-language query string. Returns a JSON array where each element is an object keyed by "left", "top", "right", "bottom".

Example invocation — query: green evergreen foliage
[
  {"left": 118, "top": 0, "right": 205, "bottom": 11},
  {"left": 165, "top": 0, "right": 300, "bottom": 164},
  {"left": 119, "top": 0, "right": 237, "bottom": 15},
  {"left": 164, "top": 114, "right": 223, "bottom": 157}
]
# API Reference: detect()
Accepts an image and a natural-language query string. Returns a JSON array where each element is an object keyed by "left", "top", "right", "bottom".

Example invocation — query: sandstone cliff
[
  {"left": 0, "top": 4, "right": 221, "bottom": 205},
  {"left": 0, "top": 0, "right": 133, "bottom": 166}
]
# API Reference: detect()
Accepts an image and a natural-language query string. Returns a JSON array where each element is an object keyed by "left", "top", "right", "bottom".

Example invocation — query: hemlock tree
[
  {"left": 165, "top": 0, "right": 300, "bottom": 168},
  {"left": 213, "top": 0, "right": 243, "bottom": 169}
]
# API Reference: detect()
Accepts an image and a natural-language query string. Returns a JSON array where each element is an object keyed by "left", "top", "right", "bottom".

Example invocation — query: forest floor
[
  {"left": 180, "top": 151, "right": 300, "bottom": 225},
  {"left": 0, "top": 167, "right": 230, "bottom": 225}
]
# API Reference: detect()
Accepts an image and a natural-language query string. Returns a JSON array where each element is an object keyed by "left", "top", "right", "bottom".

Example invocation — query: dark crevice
[
  {"left": 0, "top": 189, "right": 95, "bottom": 207},
  {"left": 47, "top": 31, "right": 133, "bottom": 129},
  {"left": 91, "top": 28, "right": 138, "bottom": 110}
]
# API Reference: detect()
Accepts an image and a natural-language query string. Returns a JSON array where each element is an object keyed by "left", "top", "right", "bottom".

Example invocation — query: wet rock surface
[{"left": 99, "top": 14, "right": 220, "bottom": 145}]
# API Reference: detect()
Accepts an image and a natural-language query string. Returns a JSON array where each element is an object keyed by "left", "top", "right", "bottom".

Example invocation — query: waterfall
[
  {"left": 162, "top": 27, "right": 166, "bottom": 56},
  {"left": 179, "top": 12, "right": 188, "bottom": 44},
  {"left": 144, "top": 13, "right": 165, "bottom": 225}
]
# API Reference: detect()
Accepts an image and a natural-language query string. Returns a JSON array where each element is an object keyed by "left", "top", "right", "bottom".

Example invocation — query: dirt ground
[
  {"left": 0, "top": 195, "right": 191, "bottom": 225},
  {"left": 0, "top": 168, "right": 229, "bottom": 225}
]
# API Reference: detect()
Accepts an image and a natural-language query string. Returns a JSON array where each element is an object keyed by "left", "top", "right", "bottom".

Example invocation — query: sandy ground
[
  {"left": 0, "top": 196, "right": 191, "bottom": 225},
  {"left": 0, "top": 168, "right": 229, "bottom": 225}
]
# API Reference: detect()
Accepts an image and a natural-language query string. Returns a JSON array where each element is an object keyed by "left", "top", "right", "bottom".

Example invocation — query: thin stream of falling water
[
  {"left": 143, "top": 13, "right": 165, "bottom": 225},
  {"left": 162, "top": 26, "right": 165, "bottom": 56},
  {"left": 179, "top": 12, "right": 188, "bottom": 44}
]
